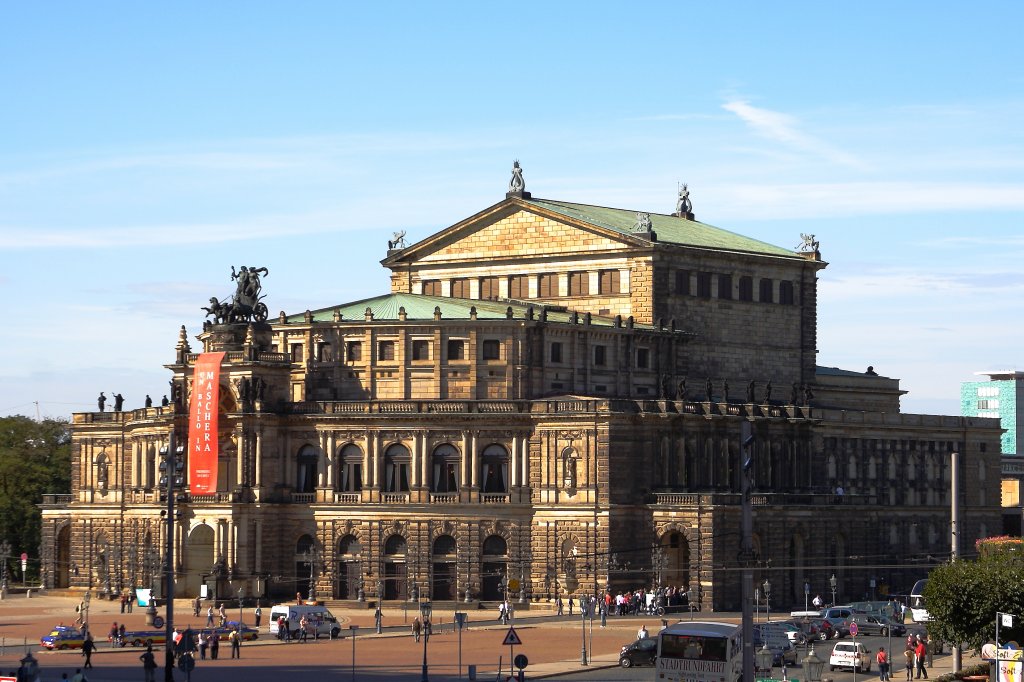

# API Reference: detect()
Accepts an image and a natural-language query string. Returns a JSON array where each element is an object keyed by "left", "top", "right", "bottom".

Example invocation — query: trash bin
[{"left": 468, "top": 664, "right": 476, "bottom": 680}]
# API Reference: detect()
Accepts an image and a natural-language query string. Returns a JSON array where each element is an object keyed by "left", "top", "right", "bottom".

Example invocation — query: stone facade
[{"left": 41, "top": 184, "right": 1003, "bottom": 611}]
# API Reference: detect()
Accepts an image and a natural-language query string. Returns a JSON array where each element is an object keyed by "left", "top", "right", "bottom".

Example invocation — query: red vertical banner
[{"left": 188, "top": 352, "right": 225, "bottom": 494}]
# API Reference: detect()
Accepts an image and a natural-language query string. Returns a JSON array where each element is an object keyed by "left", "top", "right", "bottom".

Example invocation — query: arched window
[
  {"left": 338, "top": 535, "right": 362, "bottom": 556},
  {"left": 384, "top": 535, "right": 407, "bottom": 556},
  {"left": 482, "top": 535, "right": 508, "bottom": 556},
  {"left": 481, "top": 444, "right": 509, "bottom": 493},
  {"left": 431, "top": 444, "right": 460, "bottom": 493},
  {"left": 337, "top": 444, "right": 363, "bottom": 492},
  {"left": 826, "top": 454, "right": 837, "bottom": 480},
  {"left": 296, "top": 534, "right": 315, "bottom": 555},
  {"left": 384, "top": 444, "right": 411, "bottom": 493},
  {"left": 296, "top": 445, "right": 319, "bottom": 493},
  {"left": 433, "top": 535, "right": 457, "bottom": 556}
]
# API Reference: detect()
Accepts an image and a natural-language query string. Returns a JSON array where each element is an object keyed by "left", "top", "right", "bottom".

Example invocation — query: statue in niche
[
  {"left": 97, "top": 456, "right": 109, "bottom": 490},
  {"left": 564, "top": 456, "right": 577, "bottom": 490},
  {"left": 790, "top": 382, "right": 800, "bottom": 405},
  {"left": 677, "top": 377, "right": 687, "bottom": 401},
  {"left": 661, "top": 374, "right": 674, "bottom": 400},
  {"left": 762, "top": 380, "right": 773, "bottom": 405},
  {"left": 804, "top": 384, "right": 815, "bottom": 405},
  {"left": 722, "top": 380, "right": 730, "bottom": 402},
  {"left": 746, "top": 380, "right": 756, "bottom": 404},
  {"left": 704, "top": 377, "right": 713, "bottom": 403}
]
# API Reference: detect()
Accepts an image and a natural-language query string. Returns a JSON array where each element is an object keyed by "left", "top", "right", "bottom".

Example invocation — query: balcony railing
[
  {"left": 429, "top": 493, "right": 458, "bottom": 504},
  {"left": 382, "top": 493, "right": 410, "bottom": 504},
  {"left": 290, "top": 492, "right": 315, "bottom": 504},
  {"left": 480, "top": 493, "right": 509, "bottom": 504},
  {"left": 334, "top": 492, "right": 361, "bottom": 504},
  {"left": 41, "top": 494, "right": 73, "bottom": 506}
]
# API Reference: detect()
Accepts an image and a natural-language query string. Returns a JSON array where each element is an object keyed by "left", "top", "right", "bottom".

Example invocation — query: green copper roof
[
  {"left": 526, "top": 198, "right": 798, "bottom": 258},
  {"left": 287, "top": 292, "right": 662, "bottom": 330}
]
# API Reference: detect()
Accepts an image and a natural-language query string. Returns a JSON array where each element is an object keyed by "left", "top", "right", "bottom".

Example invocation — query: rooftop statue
[
  {"left": 509, "top": 160, "right": 525, "bottom": 193},
  {"left": 676, "top": 183, "right": 692, "bottom": 215},
  {"left": 633, "top": 212, "right": 653, "bottom": 233},
  {"left": 388, "top": 230, "right": 408, "bottom": 250},
  {"left": 203, "top": 266, "right": 270, "bottom": 324},
  {"left": 797, "top": 233, "right": 820, "bottom": 253}
]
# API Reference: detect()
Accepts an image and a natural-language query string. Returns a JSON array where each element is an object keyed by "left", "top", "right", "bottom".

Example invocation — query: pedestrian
[
  {"left": 209, "top": 632, "right": 220, "bottom": 660},
  {"left": 140, "top": 644, "right": 157, "bottom": 682},
  {"left": 198, "top": 631, "right": 207, "bottom": 660},
  {"left": 118, "top": 623, "right": 125, "bottom": 645},
  {"left": 120, "top": 593, "right": 128, "bottom": 614},
  {"left": 638, "top": 624, "right": 649, "bottom": 640},
  {"left": 424, "top": 616, "right": 432, "bottom": 641},
  {"left": 127, "top": 589, "right": 135, "bottom": 613},
  {"left": 70, "top": 667, "right": 85, "bottom": 682},
  {"left": 556, "top": 595, "right": 564, "bottom": 615},
  {"left": 193, "top": 596, "right": 201, "bottom": 617},
  {"left": 230, "top": 629, "right": 241, "bottom": 659},
  {"left": 877, "top": 647, "right": 889, "bottom": 682},
  {"left": 283, "top": 617, "right": 292, "bottom": 641},
  {"left": 300, "top": 615, "right": 309, "bottom": 643},
  {"left": 812, "top": 594, "right": 823, "bottom": 609},
  {"left": 914, "top": 638, "right": 928, "bottom": 679},
  {"left": 903, "top": 646, "right": 914, "bottom": 681},
  {"left": 218, "top": 603, "right": 226, "bottom": 627},
  {"left": 568, "top": 596, "right": 574, "bottom": 616},
  {"left": 206, "top": 606, "right": 214, "bottom": 628},
  {"left": 254, "top": 605, "right": 262, "bottom": 628},
  {"left": 82, "top": 634, "right": 96, "bottom": 668},
  {"left": 412, "top": 616, "right": 422, "bottom": 642},
  {"left": 108, "top": 622, "right": 119, "bottom": 647},
  {"left": 498, "top": 601, "right": 506, "bottom": 624}
]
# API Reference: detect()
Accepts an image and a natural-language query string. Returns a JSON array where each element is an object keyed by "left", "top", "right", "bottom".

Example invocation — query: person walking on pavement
[
  {"left": 82, "top": 634, "right": 96, "bottom": 668},
  {"left": 568, "top": 596, "right": 574, "bottom": 616},
  {"left": 412, "top": 616, "right": 422, "bottom": 642},
  {"left": 299, "top": 615, "right": 309, "bottom": 643},
  {"left": 877, "top": 647, "right": 889, "bottom": 681},
  {"left": 209, "top": 632, "right": 220, "bottom": 660},
  {"left": 254, "top": 606, "right": 262, "bottom": 628},
  {"left": 140, "top": 644, "right": 157, "bottom": 682},
  {"left": 193, "top": 596, "right": 201, "bottom": 617},
  {"left": 198, "top": 631, "right": 207, "bottom": 660},
  {"left": 914, "top": 638, "right": 928, "bottom": 679},
  {"left": 556, "top": 595, "right": 564, "bottom": 616},
  {"left": 638, "top": 624, "right": 649, "bottom": 640},
  {"left": 903, "top": 646, "right": 914, "bottom": 681},
  {"left": 206, "top": 605, "right": 214, "bottom": 628},
  {"left": 218, "top": 603, "right": 226, "bottom": 627}
]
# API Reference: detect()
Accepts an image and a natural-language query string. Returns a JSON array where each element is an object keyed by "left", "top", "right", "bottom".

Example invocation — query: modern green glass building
[{"left": 961, "top": 371, "right": 1023, "bottom": 456}]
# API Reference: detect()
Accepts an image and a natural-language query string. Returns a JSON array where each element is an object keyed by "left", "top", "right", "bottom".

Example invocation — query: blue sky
[{"left": 2, "top": 2, "right": 1022, "bottom": 419}]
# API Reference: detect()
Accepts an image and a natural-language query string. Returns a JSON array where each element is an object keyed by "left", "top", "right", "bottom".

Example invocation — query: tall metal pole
[
  {"left": 164, "top": 428, "right": 176, "bottom": 682},
  {"left": 951, "top": 451, "right": 961, "bottom": 673},
  {"left": 740, "top": 421, "right": 755, "bottom": 682}
]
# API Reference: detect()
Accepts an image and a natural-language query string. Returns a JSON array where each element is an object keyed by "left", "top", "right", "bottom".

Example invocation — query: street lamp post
[
  {"left": 756, "top": 642, "right": 774, "bottom": 679},
  {"left": 763, "top": 579, "right": 771, "bottom": 623},
  {"left": 803, "top": 644, "right": 825, "bottom": 682},
  {"left": 830, "top": 574, "right": 837, "bottom": 608},
  {"left": 419, "top": 600, "right": 432, "bottom": 682},
  {"left": 580, "top": 604, "right": 588, "bottom": 665},
  {"left": 237, "top": 587, "right": 244, "bottom": 626},
  {"left": 83, "top": 589, "right": 92, "bottom": 634}
]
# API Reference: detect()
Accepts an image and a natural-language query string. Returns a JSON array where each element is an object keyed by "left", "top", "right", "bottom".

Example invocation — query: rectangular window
[
  {"left": 739, "top": 276, "right": 753, "bottom": 301},
  {"left": 422, "top": 280, "right": 442, "bottom": 296},
  {"left": 977, "top": 399, "right": 1000, "bottom": 410},
  {"left": 317, "top": 342, "right": 333, "bottom": 362},
  {"left": 346, "top": 341, "right": 362, "bottom": 361},
  {"left": 696, "top": 272, "right": 712, "bottom": 298},
  {"left": 290, "top": 343, "right": 303, "bottom": 362},
  {"left": 451, "top": 278, "right": 470, "bottom": 298},
  {"left": 412, "top": 340, "right": 430, "bottom": 361},
  {"left": 482, "top": 339, "right": 500, "bottom": 360},
  {"left": 718, "top": 274, "right": 733, "bottom": 300},
  {"left": 598, "top": 269, "right": 620, "bottom": 294},
  {"left": 759, "top": 278, "right": 774, "bottom": 303},
  {"left": 568, "top": 271, "right": 589, "bottom": 296},
  {"left": 509, "top": 275, "right": 529, "bottom": 299},
  {"left": 447, "top": 339, "right": 466, "bottom": 360},
  {"left": 636, "top": 347, "right": 649, "bottom": 368},
  {"left": 978, "top": 386, "right": 999, "bottom": 397},
  {"left": 550, "top": 342, "right": 563, "bottom": 363},
  {"left": 593, "top": 345, "right": 606, "bottom": 366},
  {"left": 779, "top": 280, "right": 795, "bottom": 305},
  {"left": 675, "top": 270, "right": 691, "bottom": 295},
  {"left": 538, "top": 273, "right": 558, "bottom": 298},
  {"left": 378, "top": 340, "right": 395, "bottom": 361},
  {"left": 479, "top": 276, "right": 499, "bottom": 300}
]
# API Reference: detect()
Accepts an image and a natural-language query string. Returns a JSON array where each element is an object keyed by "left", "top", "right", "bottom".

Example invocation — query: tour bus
[
  {"left": 909, "top": 579, "right": 930, "bottom": 622},
  {"left": 656, "top": 621, "right": 743, "bottom": 682}
]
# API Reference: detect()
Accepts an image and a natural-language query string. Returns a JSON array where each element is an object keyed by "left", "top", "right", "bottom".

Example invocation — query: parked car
[
  {"left": 805, "top": 617, "right": 845, "bottom": 640},
  {"left": 752, "top": 627, "right": 798, "bottom": 665},
  {"left": 40, "top": 626, "right": 86, "bottom": 650},
  {"left": 619, "top": 637, "right": 658, "bottom": 667},
  {"left": 215, "top": 622, "right": 259, "bottom": 642},
  {"left": 830, "top": 641, "right": 872, "bottom": 672},
  {"left": 848, "top": 614, "right": 905, "bottom": 637},
  {"left": 122, "top": 630, "right": 168, "bottom": 648},
  {"left": 820, "top": 607, "right": 855, "bottom": 621},
  {"left": 770, "top": 621, "right": 807, "bottom": 645}
]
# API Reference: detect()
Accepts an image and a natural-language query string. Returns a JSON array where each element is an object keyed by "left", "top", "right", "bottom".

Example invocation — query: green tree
[
  {"left": 926, "top": 552, "right": 1024, "bottom": 651},
  {"left": 0, "top": 416, "right": 71, "bottom": 581}
]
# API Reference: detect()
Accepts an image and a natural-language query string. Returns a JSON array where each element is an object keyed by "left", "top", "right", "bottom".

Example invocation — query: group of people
[
  {"left": 411, "top": 614, "right": 433, "bottom": 641},
  {"left": 876, "top": 635, "right": 931, "bottom": 682},
  {"left": 275, "top": 613, "right": 324, "bottom": 642}
]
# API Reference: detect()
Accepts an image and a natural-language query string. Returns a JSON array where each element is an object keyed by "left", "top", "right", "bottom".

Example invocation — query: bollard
[
  {"left": 26, "top": 590, "right": 32, "bottom": 599},
  {"left": 468, "top": 664, "right": 477, "bottom": 680}
]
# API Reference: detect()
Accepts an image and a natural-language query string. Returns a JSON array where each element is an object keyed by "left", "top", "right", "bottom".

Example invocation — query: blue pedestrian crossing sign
[{"left": 502, "top": 627, "right": 522, "bottom": 646}]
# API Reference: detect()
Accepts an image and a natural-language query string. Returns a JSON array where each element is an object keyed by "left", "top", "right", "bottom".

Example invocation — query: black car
[
  {"left": 620, "top": 637, "right": 658, "bottom": 667},
  {"left": 848, "top": 614, "right": 906, "bottom": 637}
]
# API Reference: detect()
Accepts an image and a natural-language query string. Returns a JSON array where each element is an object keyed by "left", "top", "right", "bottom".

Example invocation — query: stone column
[
  {"left": 317, "top": 431, "right": 328, "bottom": 488},
  {"left": 420, "top": 432, "right": 429, "bottom": 491},
  {"left": 370, "top": 432, "right": 380, "bottom": 489},
  {"left": 254, "top": 428, "right": 263, "bottom": 488},
  {"left": 326, "top": 432, "right": 335, "bottom": 489},
  {"left": 227, "top": 519, "right": 235, "bottom": 568},
  {"left": 236, "top": 427, "right": 246, "bottom": 488},
  {"left": 470, "top": 431, "right": 479, "bottom": 490}
]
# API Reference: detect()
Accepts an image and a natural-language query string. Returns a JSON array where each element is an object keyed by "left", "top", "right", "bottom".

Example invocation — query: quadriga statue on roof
[{"left": 203, "top": 266, "right": 270, "bottom": 324}]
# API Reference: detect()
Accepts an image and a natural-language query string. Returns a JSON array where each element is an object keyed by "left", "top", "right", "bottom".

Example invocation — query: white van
[
  {"left": 269, "top": 604, "right": 341, "bottom": 639},
  {"left": 830, "top": 641, "right": 871, "bottom": 672}
]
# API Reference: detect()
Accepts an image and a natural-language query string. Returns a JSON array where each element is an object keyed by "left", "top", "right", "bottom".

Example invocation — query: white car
[{"left": 830, "top": 641, "right": 872, "bottom": 672}]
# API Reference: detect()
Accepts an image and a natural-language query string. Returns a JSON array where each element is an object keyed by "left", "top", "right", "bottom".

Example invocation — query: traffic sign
[
  {"left": 849, "top": 622, "right": 859, "bottom": 637},
  {"left": 508, "top": 578, "right": 520, "bottom": 591},
  {"left": 454, "top": 612, "right": 467, "bottom": 628},
  {"left": 514, "top": 654, "right": 529, "bottom": 670},
  {"left": 502, "top": 627, "right": 522, "bottom": 646},
  {"left": 153, "top": 616, "right": 165, "bottom": 628}
]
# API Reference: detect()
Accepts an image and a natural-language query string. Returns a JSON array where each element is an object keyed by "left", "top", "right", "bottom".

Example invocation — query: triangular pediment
[{"left": 383, "top": 198, "right": 643, "bottom": 268}]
